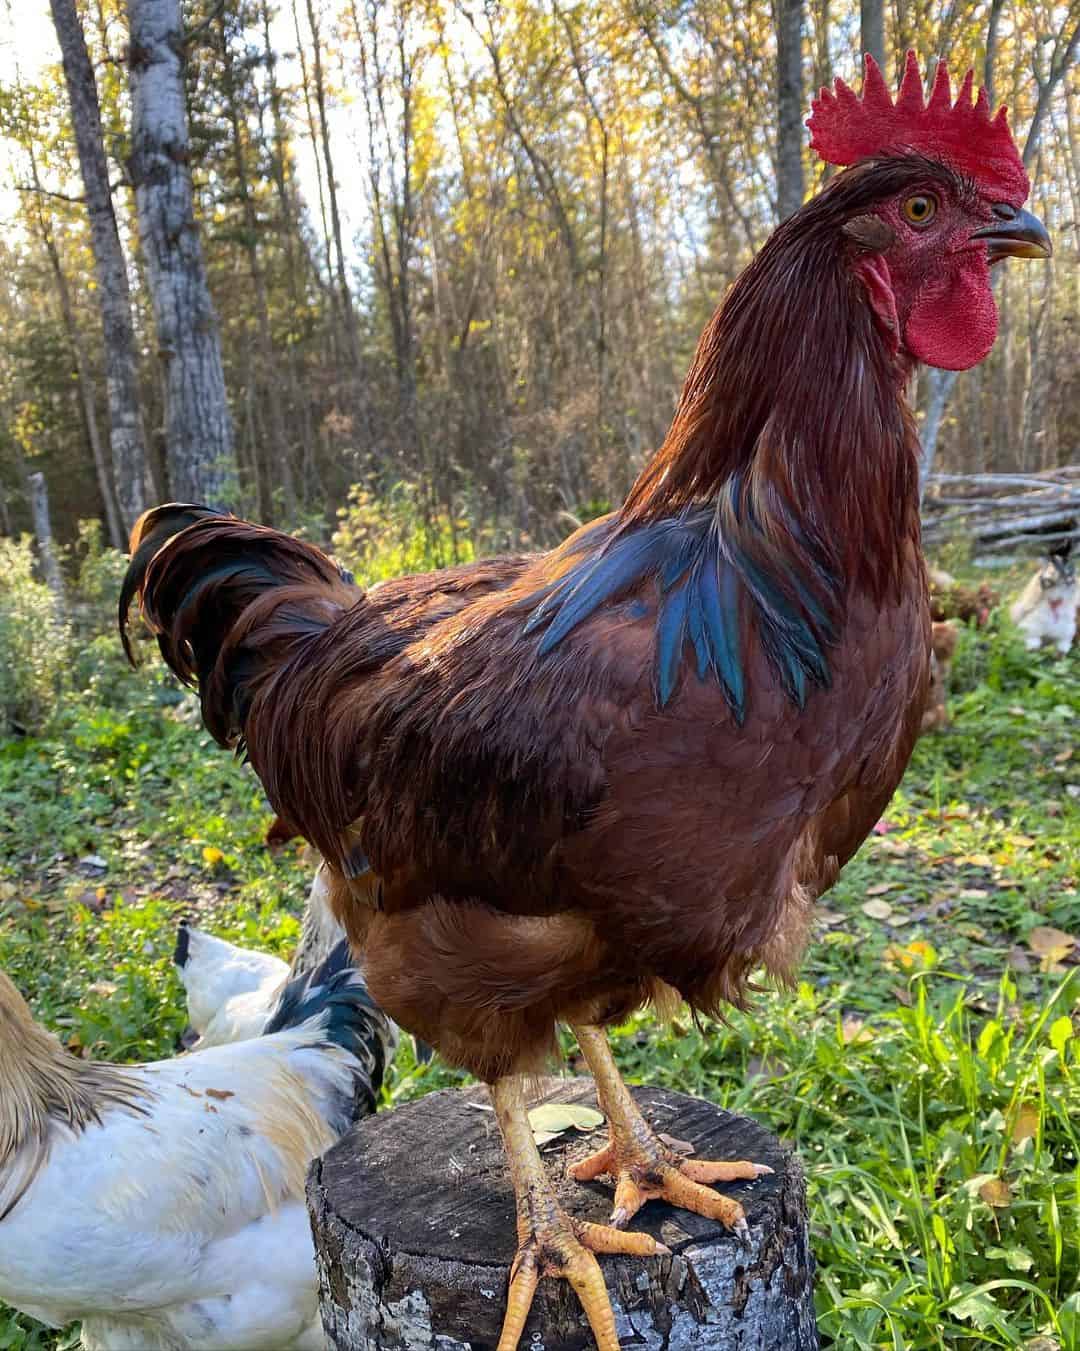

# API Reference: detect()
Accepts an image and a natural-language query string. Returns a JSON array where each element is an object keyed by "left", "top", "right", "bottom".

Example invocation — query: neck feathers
[
  {"left": 623, "top": 206, "right": 920, "bottom": 603},
  {"left": 0, "top": 972, "right": 147, "bottom": 1219}
]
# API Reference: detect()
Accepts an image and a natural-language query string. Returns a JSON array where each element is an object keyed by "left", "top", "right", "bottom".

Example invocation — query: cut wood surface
[{"left": 309, "top": 1077, "right": 818, "bottom": 1350}]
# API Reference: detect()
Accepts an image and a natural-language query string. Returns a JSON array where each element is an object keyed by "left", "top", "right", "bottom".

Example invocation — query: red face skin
[{"left": 855, "top": 181, "right": 1002, "bottom": 371}]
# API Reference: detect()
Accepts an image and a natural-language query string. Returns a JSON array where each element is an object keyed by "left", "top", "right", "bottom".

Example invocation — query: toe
[
  {"left": 574, "top": 1218, "right": 670, "bottom": 1257},
  {"left": 660, "top": 1167, "right": 748, "bottom": 1230},
  {"left": 563, "top": 1246, "right": 621, "bottom": 1351},
  {"left": 496, "top": 1254, "right": 539, "bottom": 1351},
  {"left": 680, "top": 1158, "right": 773, "bottom": 1184},
  {"left": 569, "top": 1144, "right": 614, "bottom": 1183}
]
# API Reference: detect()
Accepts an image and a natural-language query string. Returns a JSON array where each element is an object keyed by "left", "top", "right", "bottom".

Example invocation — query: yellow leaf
[
  {"left": 978, "top": 1176, "right": 1011, "bottom": 1208},
  {"left": 202, "top": 846, "right": 225, "bottom": 866},
  {"left": 905, "top": 940, "right": 936, "bottom": 965},
  {"left": 1011, "top": 1103, "right": 1040, "bottom": 1143},
  {"left": 883, "top": 943, "right": 915, "bottom": 969}
]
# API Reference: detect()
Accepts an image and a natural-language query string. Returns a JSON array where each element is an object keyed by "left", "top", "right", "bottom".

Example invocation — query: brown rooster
[{"left": 121, "top": 54, "right": 1049, "bottom": 1350}]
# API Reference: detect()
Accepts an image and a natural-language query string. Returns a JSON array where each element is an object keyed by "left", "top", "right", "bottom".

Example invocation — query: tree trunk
[
  {"left": 25, "top": 140, "right": 125, "bottom": 550},
  {"left": 126, "top": 0, "right": 237, "bottom": 505},
  {"left": 309, "top": 1078, "right": 818, "bottom": 1350},
  {"left": 217, "top": 13, "right": 295, "bottom": 520},
  {"left": 304, "top": 0, "right": 363, "bottom": 376},
  {"left": 859, "top": 0, "right": 885, "bottom": 68},
  {"left": 48, "top": 0, "right": 151, "bottom": 534},
  {"left": 776, "top": 0, "right": 805, "bottom": 221},
  {"left": 27, "top": 472, "right": 67, "bottom": 617}
]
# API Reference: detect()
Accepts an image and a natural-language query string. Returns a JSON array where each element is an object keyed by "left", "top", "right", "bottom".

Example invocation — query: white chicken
[
  {"left": 0, "top": 939, "right": 393, "bottom": 1350},
  {"left": 177, "top": 865, "right": 344, "bottom": 1049}
]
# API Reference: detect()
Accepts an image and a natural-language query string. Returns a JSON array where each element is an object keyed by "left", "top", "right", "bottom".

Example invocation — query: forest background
[{"left": 0, "top": 0, "right": 1076, "bottom": 565}]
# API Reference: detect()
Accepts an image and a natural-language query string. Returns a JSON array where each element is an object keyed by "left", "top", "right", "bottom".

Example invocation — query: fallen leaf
[
  {"left": 865, "top": 882, "right": 898, "bottom": 896},
  {"left": 875, "top": 838, "right": 912, "bottom": 855},
  {"left": 1054, "top": 748, "right": 1073, "bottom": 764},
  {"left": 205, "top": 1088, "right": 235, "bottom": 1101},
  {"left": 978, "top": 1176, "right": 1011, "bottom": 1208},
  {"left": 1024, "top": 1338, "right": 1059, "bottom": 1351},
  {"left": 202, "top": 846, "right": 225, "bottom": 866},
  {"left": 1027, "top": 926, "right": 1076, "bottom": 964},
  {"left": 80, "top": 854, "right": 107, "bottom": 870},
  {"left": 815, "top": 909, "right": 844, "bottom": 927},
  {"left": 861, "top": 898, "right": 893, "bottom": 920},
  {"left": 841, "top": 1017, "right": 873, "bottom": 1044},
  {"left": 527, "top": 1103, "right": 604, "bottom": 1144},
  {"left": 1011, "top": 1103, "right": 1039, "bottom": 1143},
  {"left": 86, "top": 981, "right": 117, "bottom": 998}
]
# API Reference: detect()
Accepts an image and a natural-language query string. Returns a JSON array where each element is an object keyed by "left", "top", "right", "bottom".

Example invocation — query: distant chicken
[
  {"left": 0, "top": 940, "right": 392, "bottom": 1350},
  {"left": 1010, "top": 544, "right": 1077, "bottom": 654},
  {"left": 121, "top": 55, "right": 1049, "bottom": 1349},
  {"left": 177, "top": 866, "right": 345, "bottom": 1048},
  {"left": 920, "top": 620, "right": 959, "bottom": 733}
]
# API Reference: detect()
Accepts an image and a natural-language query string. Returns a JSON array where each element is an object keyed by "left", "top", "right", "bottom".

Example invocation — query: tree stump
[{"left": 308, "top": 1077, "right": 818, "bottom": 1350}]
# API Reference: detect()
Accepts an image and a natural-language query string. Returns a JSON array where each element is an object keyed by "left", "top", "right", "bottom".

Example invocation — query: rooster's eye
[{"left": 902, "top": 194, "right": 937, "bottom": 227}]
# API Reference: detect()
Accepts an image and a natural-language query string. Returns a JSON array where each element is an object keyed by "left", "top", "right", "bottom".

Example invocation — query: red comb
[{"left": 807, "top": 51, "right": 1028, "bottom": 206}]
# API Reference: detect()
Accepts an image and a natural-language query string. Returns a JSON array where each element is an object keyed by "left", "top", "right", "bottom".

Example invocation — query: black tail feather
[{"left": 264, "top": 937, "right": 394, "bottom": 1120}]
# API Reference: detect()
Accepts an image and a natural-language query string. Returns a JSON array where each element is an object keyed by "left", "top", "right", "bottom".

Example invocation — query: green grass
[{"left": 0, "top": 615, "right": 1078, "bottom": 1349}]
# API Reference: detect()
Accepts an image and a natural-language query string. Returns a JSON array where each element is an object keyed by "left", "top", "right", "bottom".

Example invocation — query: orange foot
[
  {"left": 571, "top": 1023, "right": 772, "bottom": 1239},
  {"left": 570, "top": 1129, "right": 770, "bottom": 1238},
  {"left": 499, "top": 1212, "right": 668, "bottom": 1351}
]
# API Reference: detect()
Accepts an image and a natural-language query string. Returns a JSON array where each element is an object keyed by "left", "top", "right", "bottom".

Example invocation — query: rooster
[
  {"left": 0, "top": 940, "right": 394, "bottom": 1349},
  {"left": 120, "top": 54, "right": 1049, "bottom": 1350}
]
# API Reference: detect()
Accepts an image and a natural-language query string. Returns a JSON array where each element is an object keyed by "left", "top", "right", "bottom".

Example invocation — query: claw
[{"left": 734, "top": 1216, "right": 751, "bottom": 1244}]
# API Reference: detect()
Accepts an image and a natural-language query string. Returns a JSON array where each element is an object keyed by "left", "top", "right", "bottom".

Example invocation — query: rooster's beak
[{"left": 971, "top": 205, "right": 1052, "bottom": 262}]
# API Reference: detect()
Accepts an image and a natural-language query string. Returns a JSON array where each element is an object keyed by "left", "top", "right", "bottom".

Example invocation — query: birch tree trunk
[
  {"left": 776, "top": 0, "right": 805, "bottom": 221},
  {"left": 48, "top": 0, "right": 151, "bottom": 535},
  {"left": 28, "top": 472, "right": 67, "bottom": 618},
  {"left": 126, "top": 0, "right": 237, "bottom": 505}
]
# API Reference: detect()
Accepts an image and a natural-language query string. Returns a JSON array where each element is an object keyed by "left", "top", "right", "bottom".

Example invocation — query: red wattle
[{"left": 904, "top": 255, "right": 997, "bottom": 371}]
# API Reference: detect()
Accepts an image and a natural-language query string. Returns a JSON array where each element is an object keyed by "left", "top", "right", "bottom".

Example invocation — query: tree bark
[
  {"left": 217, "top": 12, "right": 295, "bottom": 520},
  {"left": 310, "top": 1078, "right": 818, "bottom": 1350},
  {"left": 126, "top": 0, "right": 237, "bottom": 505},
  {"left": 48, "top": 0, "right": 151, "bottom": 534},
  {"left": 776, "top": 0, "right": 805, "bottom": 221},
  {"left": 859, "top": 0, "right": 885, "bottom": 68},
  {"left": 304, "top": 0, "right": 363, "bottom": 376},
  {"left": 24, "top": 139, "right": 125, "bottom": 549},
  {"left": 27, "top": 472, "right": 67, "bottom": 617}
]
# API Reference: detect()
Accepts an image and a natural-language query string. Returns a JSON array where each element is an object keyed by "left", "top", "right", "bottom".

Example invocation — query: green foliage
[
  {"left": 331, "top": 481, "right": 474, "bottom": 583},
  {"left": 0, "top": 570, "right": 1078, "bottom": 1347},
  {"left": 0, "top": 536, "right": 72, "bottom": 734}
]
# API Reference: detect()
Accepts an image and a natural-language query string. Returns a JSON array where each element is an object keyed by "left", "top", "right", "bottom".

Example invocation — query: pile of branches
[{"left": 922, "top": 467, "right": 1080, "bottom": 555}]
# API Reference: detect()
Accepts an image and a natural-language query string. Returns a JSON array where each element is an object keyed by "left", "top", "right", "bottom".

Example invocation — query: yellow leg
[
  {"left": 570, "top": 1024, "right": 772, "bottom": 1238},
  {"left": 491, "top": 1074, "right": 669, "bottom": 1351}
]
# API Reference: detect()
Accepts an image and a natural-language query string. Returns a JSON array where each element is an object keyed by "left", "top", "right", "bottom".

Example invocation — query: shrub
[
  {"left": 331, "top": 482, "right": 473, "bottom": 584},
  {"left": 0, "top": 535, "right": 73, "bottom": 734}
]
